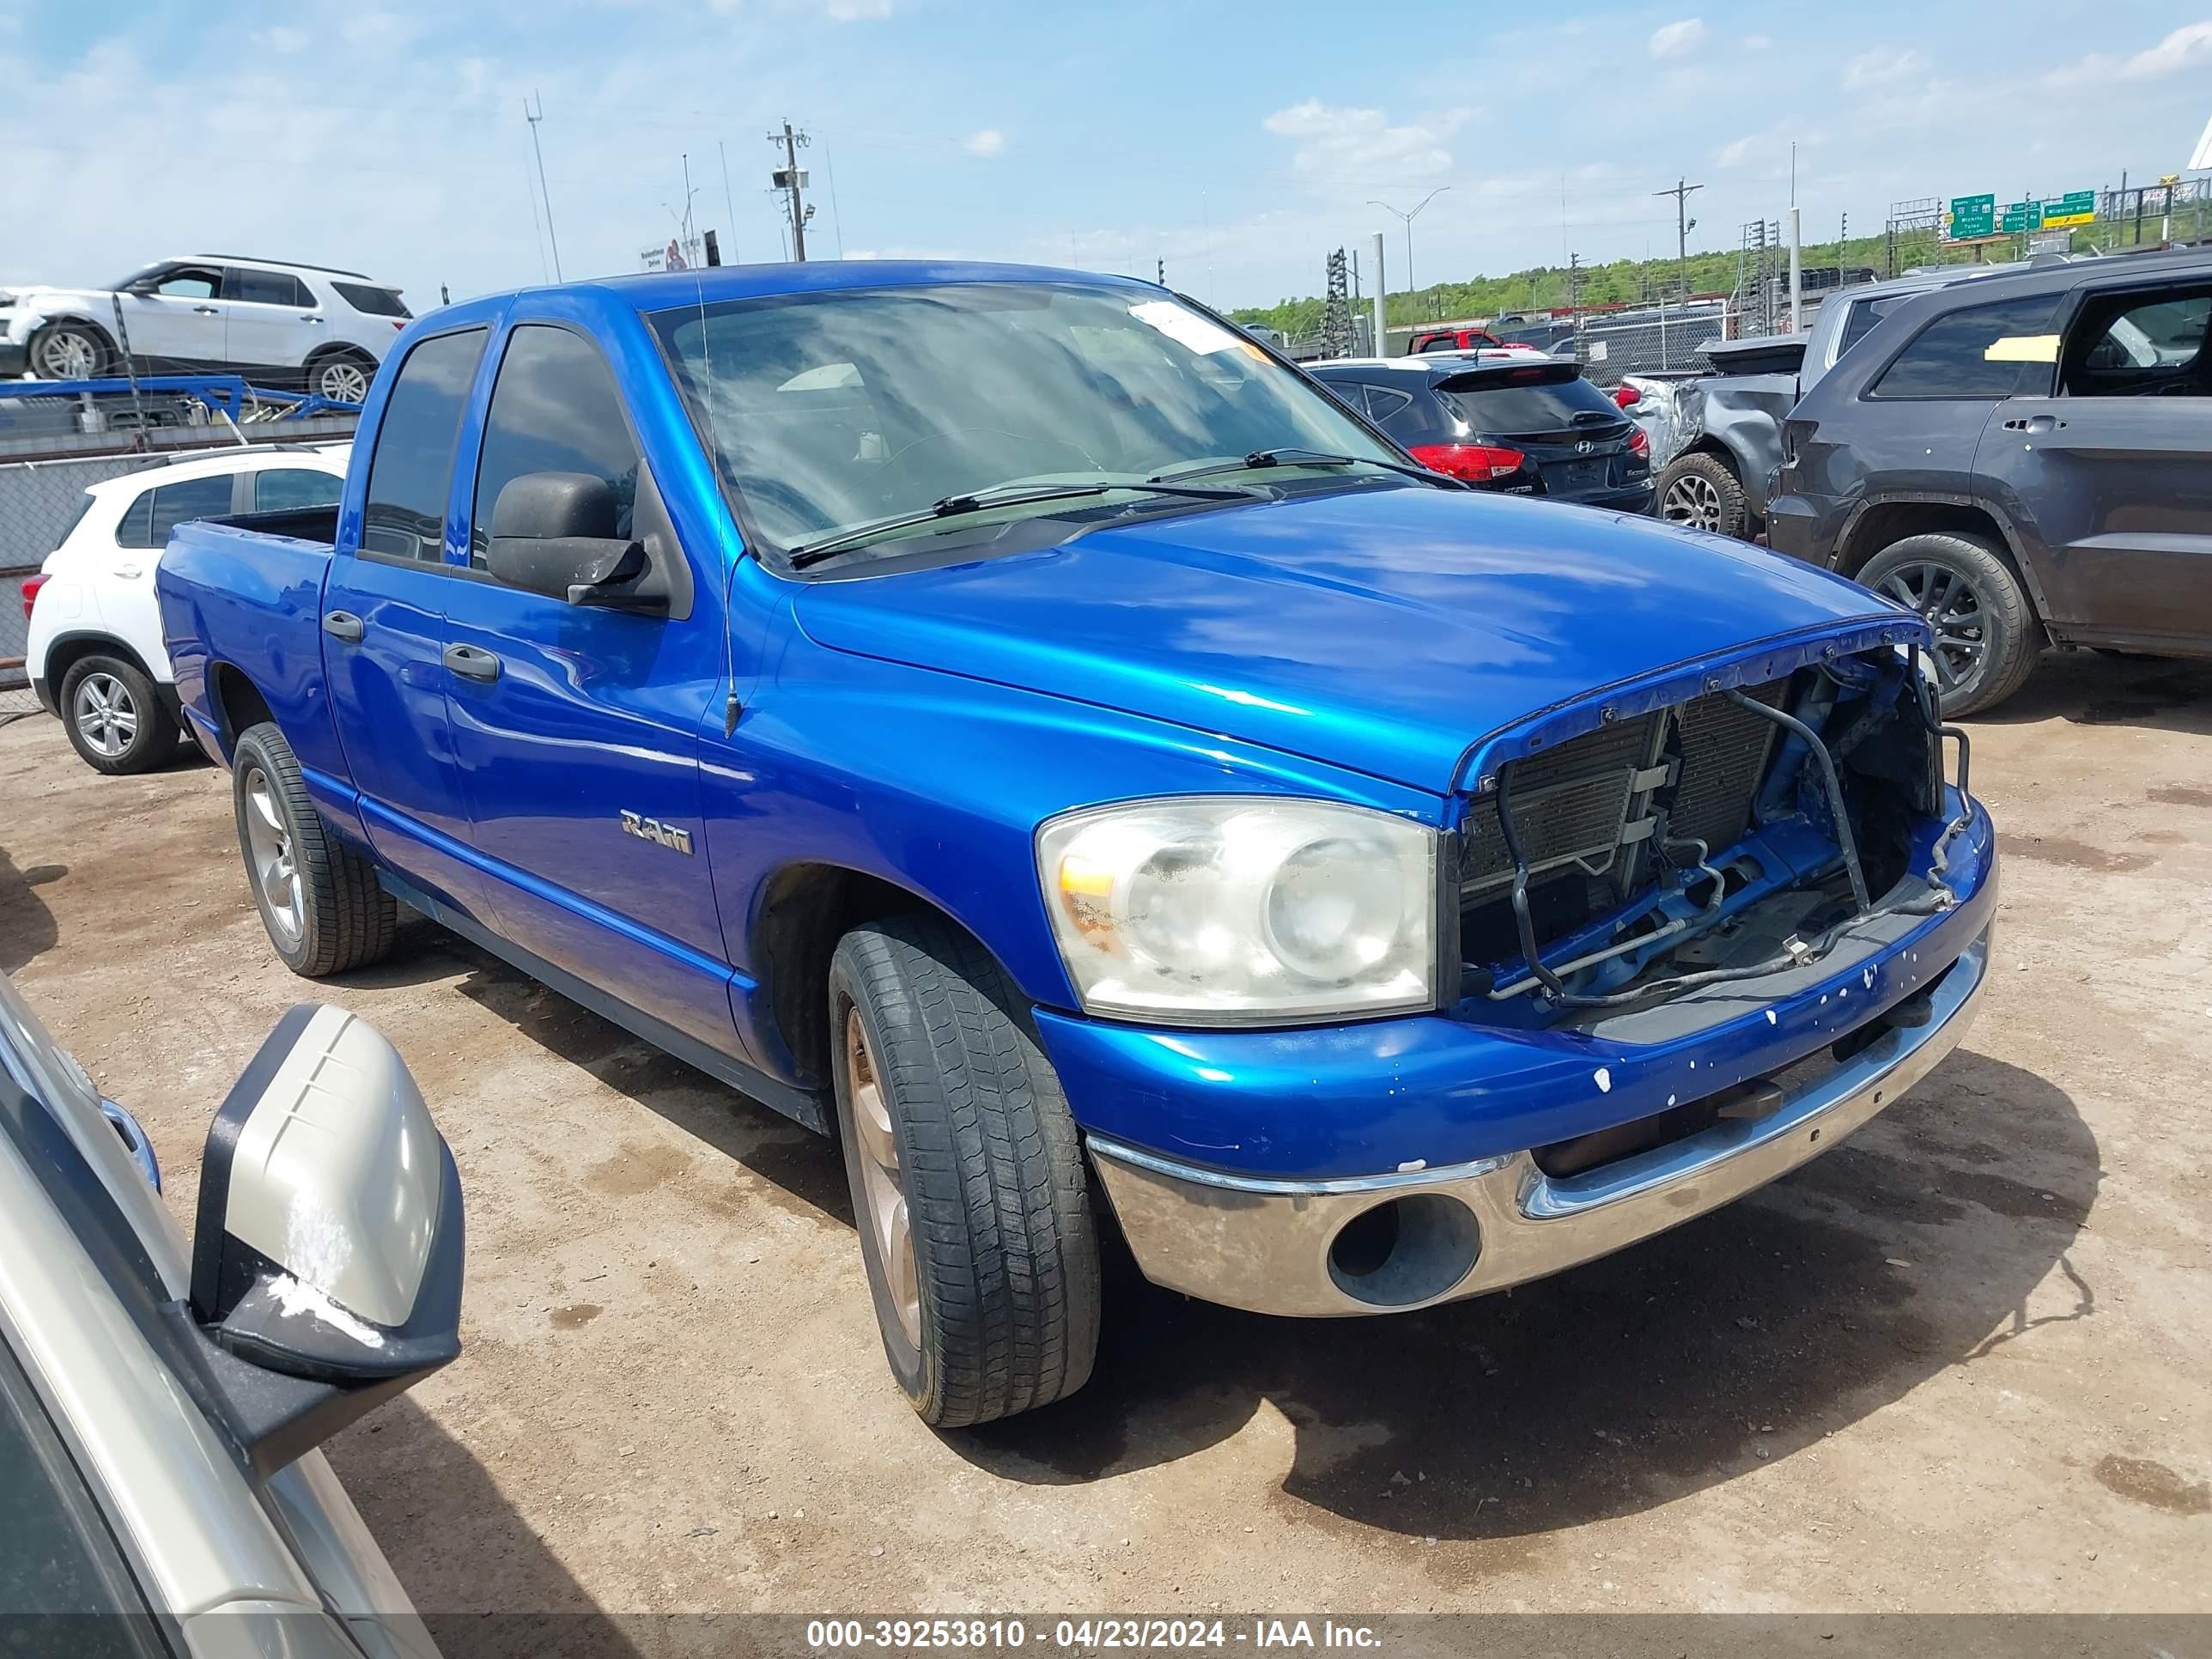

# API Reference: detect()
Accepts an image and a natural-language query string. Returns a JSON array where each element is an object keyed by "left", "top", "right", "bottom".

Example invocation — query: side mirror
[
  {"left": 187, "top": 1005, "right": 464, "bottom": 1473},
  {"left": 484, "top": 471, "right": 664, "bottom": 612}
]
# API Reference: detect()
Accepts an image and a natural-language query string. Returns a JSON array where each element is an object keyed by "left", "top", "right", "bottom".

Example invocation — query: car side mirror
[
  {"left": 186, "top": 1005, "right": 464, "bottom": 1473},
  {"left": 484, "top": 471, "right": 665, "bottom": 613}
]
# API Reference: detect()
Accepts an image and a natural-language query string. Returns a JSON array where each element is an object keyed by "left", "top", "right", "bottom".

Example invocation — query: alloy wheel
[
  {"left": 1662, "top": 471, "right": 1723, "bottom": 530},
  {"left": 1877, "top": 560, "right": 1986, "bottom": 691},
  {"left": 241, "top": 766, "right": 305, "bottom": 943},
  {"left": 72, "top": 672, "right": 137, "bottom": 758},
  {"left": 317, "top": 359, "right": 370, "bottom": 403},
  {"left": 37, "top": 329, "right": 99, "bottom": 379},
  {"left": 845, "top": 1007, "right": 921, "bottom": 1347}
]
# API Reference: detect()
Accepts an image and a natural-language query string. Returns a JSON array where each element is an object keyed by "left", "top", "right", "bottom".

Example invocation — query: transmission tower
[{"left": 1322, "top": 248, "right": 1352, "bottom": 358}]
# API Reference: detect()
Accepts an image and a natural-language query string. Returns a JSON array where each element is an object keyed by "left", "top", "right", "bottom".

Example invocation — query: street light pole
[{"left": 1368, "top": 187, "right": 1450, "bottom": 324}]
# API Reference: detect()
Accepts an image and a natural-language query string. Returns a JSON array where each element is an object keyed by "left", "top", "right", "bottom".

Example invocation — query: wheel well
[
  {"left": 752, "top": 863, "right": 975, "bottom": 1092},
  {"left": 307, "top": 343, "right": 376, "bottom": 368},
  {"left": 46, "top": 634, "right": 152, "bottom": 690},
  {"left": 1669, "top": 439, "right": 1739, "bottom": 476},
  {"left": 208, "top": 664, "right": 274, "bottom": 759},
  {"left": 1835, "top": 501, "right": 2026, "bottom": 585}
]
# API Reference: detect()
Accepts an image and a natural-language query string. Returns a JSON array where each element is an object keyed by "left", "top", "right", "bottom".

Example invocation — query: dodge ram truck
[{"left": 156, "top": 261, "right": 1997, "bottom": 1427}]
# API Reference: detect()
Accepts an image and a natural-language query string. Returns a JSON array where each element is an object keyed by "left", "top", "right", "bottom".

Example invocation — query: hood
[{"left": 794, "top": 486, "right": 1908, "bottom": 793}]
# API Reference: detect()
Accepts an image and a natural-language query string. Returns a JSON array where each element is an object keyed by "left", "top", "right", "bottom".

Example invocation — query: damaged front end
[{"left": 1449, "top": 632, "right": 1974, "bottom": 1034}]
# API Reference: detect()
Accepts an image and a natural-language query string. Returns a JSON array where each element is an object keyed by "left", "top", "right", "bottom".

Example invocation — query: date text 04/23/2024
[{"left": 805, "top": 1620, "right": 1382, "bottom": 1650}]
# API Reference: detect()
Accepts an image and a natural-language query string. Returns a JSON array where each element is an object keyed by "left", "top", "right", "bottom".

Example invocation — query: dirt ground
[{"left": 2, "top": 649, "right": 2208, "bottom": 1631}]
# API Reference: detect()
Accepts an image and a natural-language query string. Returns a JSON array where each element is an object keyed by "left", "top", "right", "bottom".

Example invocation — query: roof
[
  {"left": 577, "top": 259, "right": 1157, "bottom": 315},
  {"left": 181, "top": 255, "right": 377, "bottom": 280},
  {"left": 1309, "top": 350, "right": 1565, "bottom": 379},
  {"left": 83, "top": 442, "right": 349, "bottom": 494}
]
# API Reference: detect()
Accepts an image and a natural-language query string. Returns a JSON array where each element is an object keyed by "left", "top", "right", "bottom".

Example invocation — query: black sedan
[{"left": 1309, "top": 354, "right": 1654, "bottom": 513}]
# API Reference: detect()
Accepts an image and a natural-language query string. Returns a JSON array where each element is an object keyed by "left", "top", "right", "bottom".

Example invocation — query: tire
[
  {"left": 58, "top": 655, "right": 178, "bottom": 775},
  {"left": 230, "top": 721, "right": 398, "bottom": 976},
  {"left": 27, "top": 319, "right": 110, "bottom": 380},
  {"left": 1656, "top": 451, "right": 1749, "bottom": 539},
  {"left": 1858, "top": 532, "right": 2040, "bottom": 718},
  {"left": 307, "top": 349, "right": 375, "bottom": 404},
  {"left": 828, "top": 914, "right": 1101, "bottom": 1428}
]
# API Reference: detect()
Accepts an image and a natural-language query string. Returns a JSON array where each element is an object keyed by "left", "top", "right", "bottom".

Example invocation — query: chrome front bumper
[{"left": 1088, "top": 930, "right": 1990, "bottom": 1319}]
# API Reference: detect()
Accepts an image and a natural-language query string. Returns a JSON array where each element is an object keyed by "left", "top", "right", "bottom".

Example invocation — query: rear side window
[
  {"left": 118, "top": 474, "right": 233, "bottom": 547},
  {"left": 253, "top": 468, "right": 343, "bottom": 512},
  {"left": 52, "top": 491, "right": 99, "bottom": 552},
  {"left": 1869, "top": 294, "right": 2063, "bottom": 399},
  {"left": 1363, "top": 386, "right": 1414, "bottom": 424},
  {"left": 1437, "top": 365, "right": 1621, "bottom": 434},
  {"left": 333, "top": 281, "right": 412, "bottom": 319},
  {"left": 227, "top": 269, "right": 313, "bottom": 307},
  {"left": 470, "top": 325, "right": 643, "bottom": 568},
  {"left": 361, "top": 328, "right": 488, "bottom": 563},
  {"left": 1838, "top": 295, "right": 1907, "bottom": 357}
]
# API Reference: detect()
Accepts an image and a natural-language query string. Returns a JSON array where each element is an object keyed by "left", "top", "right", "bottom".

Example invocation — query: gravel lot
[{"left": 2, "top": 650, "right": 2208, "bottom": 1634}]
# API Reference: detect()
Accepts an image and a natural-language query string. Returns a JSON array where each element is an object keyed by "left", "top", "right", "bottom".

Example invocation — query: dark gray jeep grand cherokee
[{"left": 1766, "top": 246, "right": 2212, "bottom": 714}]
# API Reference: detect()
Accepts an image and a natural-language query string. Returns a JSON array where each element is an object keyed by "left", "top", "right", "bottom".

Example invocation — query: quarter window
[
  {"left": 253, "top": 468, "right": 344, "bottom": 512},
  {"left": 118, "top": 475, "right": 234, "bottom": 548},
  {"left": 470, "top": 325, "right": 643, "bottom": 568},
  {"left": 1868, "top": 294, "right": 2063, "bottom": 399},
  {"left": 361, "top": 328, "right": 488, "bottom": 563}
]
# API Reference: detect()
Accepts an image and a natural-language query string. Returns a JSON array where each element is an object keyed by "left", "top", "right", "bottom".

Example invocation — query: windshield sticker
[{"left": 1129, "top": 301, "right": 1243, "bottom": 356}]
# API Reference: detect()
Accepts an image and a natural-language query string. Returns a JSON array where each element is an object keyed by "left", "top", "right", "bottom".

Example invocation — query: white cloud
[
  {"left": 2046, "top": 20, "right": 2212, "bottom": 85},
  {"left": 1648, "top": 18, "right": 1706, "bottom": 58},
  {"left": 258, "top": 27, "right": 308, "bottom": 53},
  {"left": 963, "top": 128, "right": 1005, "bottom": 157},
  {"left": 338, "top": 11, "right": 422, "bottom": 50},
  {"left": 1844, "top": 46, "right": 1927, "bottom": 90},
  {"left": 1743, "top": 33, "right": 1771, "bottom": 51},
  {"left": 1260, "top": 99, "right": 1474, "bottom": 180}
]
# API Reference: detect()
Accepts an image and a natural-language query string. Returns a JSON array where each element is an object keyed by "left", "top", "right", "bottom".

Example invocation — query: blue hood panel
[{"left": 794, "top": 488, "right": 1910, "bottom": 793}]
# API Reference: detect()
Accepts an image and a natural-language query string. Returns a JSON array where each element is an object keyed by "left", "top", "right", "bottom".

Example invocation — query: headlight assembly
[{"left": 1037, "top": 799, "right": 1438, "bottom": 1024}]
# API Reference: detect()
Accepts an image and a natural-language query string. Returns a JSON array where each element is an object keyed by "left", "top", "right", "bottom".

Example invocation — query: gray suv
[{"left": 1766, "top": 246, "right": 2212, "bottom": 714}]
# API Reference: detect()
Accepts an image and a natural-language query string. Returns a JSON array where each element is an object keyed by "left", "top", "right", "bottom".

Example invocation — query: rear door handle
[
  {"left": 443, "top": 642, "right": 502, "bottom": 683},
  {"left": 322, "top": 611, "right": 365, "bottom": 642}
]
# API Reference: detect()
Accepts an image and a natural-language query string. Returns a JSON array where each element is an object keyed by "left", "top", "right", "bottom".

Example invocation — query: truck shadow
[
  {"left": 325, "top": 1395, "right": 644, "bottom": 1658},
  {"left": 1971, "top": 651, "right": 2211, "bottom": 735},
  {"left": 947, "top": 1050, "right": 2096, "bottom": 1543},
  {"left": 0, "top": 843, "right": 64, "bottom": 972}
]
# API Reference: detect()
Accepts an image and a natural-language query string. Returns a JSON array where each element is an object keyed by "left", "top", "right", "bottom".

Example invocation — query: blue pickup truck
[{"left": 156, "top": 261, "right": 1996, "bottom": 1427}]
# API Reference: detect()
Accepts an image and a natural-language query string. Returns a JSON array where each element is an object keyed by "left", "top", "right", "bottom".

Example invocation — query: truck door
[
  {"left": 1981, "top": 277, "right": 2212, "bottom": 648},
  {"left": 439, "top": 320, "right": 739, "bottom": 1059},
  {"left": 320, "top": 324, "right": 491, "bottom": 919}
]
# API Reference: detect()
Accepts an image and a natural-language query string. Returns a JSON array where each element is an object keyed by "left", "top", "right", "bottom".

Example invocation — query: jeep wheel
[
  {"left": 1656, "top": 451, "right": 1749, "bottom": 539},
  {"left": 231, "top": 721, "right": 398, "bottom": 976},
  {"left": 829, "top": 914, "right": 1101, "bottom": 1428},
  {"left": 59, "top": 655, "right": 177, "bottom": 775},
  {"left": 1859, "top": 532, "right": 2039, "bottom": 717}
]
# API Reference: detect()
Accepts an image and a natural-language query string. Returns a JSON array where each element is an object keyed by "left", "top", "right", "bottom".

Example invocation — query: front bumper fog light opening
[{"left": 1325, "top": 1194, "right": 1481, "bottom": 1308}]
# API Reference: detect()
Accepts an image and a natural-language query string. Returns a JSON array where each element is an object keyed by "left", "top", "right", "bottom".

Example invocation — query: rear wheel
[
  {"left": 58, "top": 655, "right": 176, "bottom": 775},
  {"left": 1858, "top": 532, "right": 2039, "bottom": 717},
  {"left": 231, "top": 722, "right": 398, "bottom": 975},
  {"left": 308, "top": 349, "right": 374, "bottom": 404},
  {"left": 1656, "top": 451, "right": 1749, "bottom": 539},
  {"left": 828, "top": 914, "right": 1101, "bottom": 1428}
]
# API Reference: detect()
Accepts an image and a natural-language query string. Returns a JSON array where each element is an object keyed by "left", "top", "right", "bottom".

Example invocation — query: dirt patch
[
  {"left": 2147, "top": 784, "right": 2212, "bottom": 808},
  {"left": 1996, "top": 834, "right": 2152, "bottom": 874},
  {"left": 2093, "top": 1455, "right": 2211, "bottom": 1516}
]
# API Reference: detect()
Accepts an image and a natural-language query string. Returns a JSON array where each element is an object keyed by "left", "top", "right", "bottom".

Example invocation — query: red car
[{"left": 1407, "top": 325, "right": 1504, "bottom": 353}]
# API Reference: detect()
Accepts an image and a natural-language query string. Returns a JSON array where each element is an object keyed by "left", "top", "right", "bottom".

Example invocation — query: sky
[{"left": 4, "top": 1, "right": 2211, "bottom": 314}]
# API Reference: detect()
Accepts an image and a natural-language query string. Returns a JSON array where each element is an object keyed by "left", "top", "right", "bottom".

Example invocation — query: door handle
[
  {"left": 2002, "top": 415, "right": 2063, "bottom": 433},
  {"left": 301, "top": 314, "right": 325, "bottom": 325},
  {"left": 192, "top": 305, "right": 220, "bottom": 315},
  {"left": 443, "top": 642, "right": 502, "bottom": 683},
  {"left": 322, "top": 611, "right": 365, "bottom": 642},
  {"left": 112, "top": 563, "right": 143, "bottom": 580}
]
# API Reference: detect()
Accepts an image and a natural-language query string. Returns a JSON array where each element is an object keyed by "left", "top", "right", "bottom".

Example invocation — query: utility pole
[
  {"left": 719, "top": 142, "right": 739, "bottom": 265},
  {"left": 1157, "top": 258, "right": 1164, "bottom": 285},
  {"left": 1370, "top": 233, "right": 1387, "bottom": 360},
  {"left": 525, "top": 92, "right": 563, "bottom": 282},
  {"left": 1654, "top": 176, "right": 1703, "bottom": 300},
  {"left": 769, "top": 121, "right": 812, "bottom": 261}
]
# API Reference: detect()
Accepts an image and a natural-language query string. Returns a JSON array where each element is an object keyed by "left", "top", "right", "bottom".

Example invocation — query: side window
[
  {"left": 253, "top": 468, "right": 344, "bottom": 512},
  {"left": 361, "top": 328, "right": 489, "bottom": 563},
  {"left": 2061, "top": 285, "right": 2212, "bottom": 397},
  {"left": 1417, "top": 335, "right": 1460, "bottom": 354},
  {"left": 145, "top": 475, "right": 235, "bottom": 544},
  {"left": 1363, "top": 386, "right": 1415, "bottom": 424},
  {"left": 470, "top": 325, "right": 643, "bottom": 569},
  {"left": 113, "top": 489, "right": 157, "bottom": 550},
  {"left": 228, "top": 269, "right": 313, "bottom": 307},
  {"left": 147, "top": 265, "right": 223, "bottom": 301},
  {"left": 1838, "top": 295, "right": 1904, "bottom": 358},
  {"left": 1868, "top": 294, "right": 2063, "bottom": 399}
]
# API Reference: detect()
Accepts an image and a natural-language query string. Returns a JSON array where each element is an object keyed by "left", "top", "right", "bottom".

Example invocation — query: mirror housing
[
  {"left": 485, "top": 471, "right": 667, "bottom": 612},
  {"left": 188, "top": 1005, "right": 464, "bottom": 1473}
]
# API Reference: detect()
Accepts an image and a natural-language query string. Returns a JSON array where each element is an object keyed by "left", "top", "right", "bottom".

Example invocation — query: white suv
[
  {"left": 25, "top": 444, "right": 350, "bottom": 774},
  {"left": 0, "top": 257, "right": 410, "bottom": 403}
]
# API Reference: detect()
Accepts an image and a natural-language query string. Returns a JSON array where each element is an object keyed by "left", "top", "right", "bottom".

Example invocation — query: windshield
[{"left": 647, "top": 282, "right": 1407, "bottom": 559}]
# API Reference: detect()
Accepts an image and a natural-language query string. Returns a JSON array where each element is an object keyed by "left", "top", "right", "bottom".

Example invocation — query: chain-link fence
[
  {"left": 0, "top": 454, "right": 175, "bottom": 715},
  {"left": 1571, "top": 305, "right": 1730, "bottom": 387}
]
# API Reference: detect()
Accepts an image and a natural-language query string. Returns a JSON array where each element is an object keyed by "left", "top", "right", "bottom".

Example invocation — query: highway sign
[
  {"left": 1999, "top": 200, "right": 2042, "bottom": 234},
  {"left": 2042, "top": 190, "right": 2096, "bottom": 228},
  {"left": 1948, "top": 193, "right": 1996, "bottom": 239}
]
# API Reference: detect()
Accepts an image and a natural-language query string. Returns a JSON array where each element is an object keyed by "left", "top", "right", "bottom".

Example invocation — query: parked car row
[{"left": 1, "top": 255, "right": 409, "bottom": 403}]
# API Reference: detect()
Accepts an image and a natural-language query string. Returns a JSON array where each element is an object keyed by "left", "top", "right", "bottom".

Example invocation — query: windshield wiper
[
  {"left": 1147, "top": 447, "right": 1461, "bottom": 489},
  {"left": 787, "top": 479, "right": 1256, "bottom": 568}
]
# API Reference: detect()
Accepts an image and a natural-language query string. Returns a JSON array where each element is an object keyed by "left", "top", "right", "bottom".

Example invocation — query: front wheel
[
  {"left": 28, "top": 320, "right": 108, "bottom": 380},
  {"left": 829, "top": 915, "right": 1101, "bottom": 1428},
  {"left": 231, "top": 722, "right": 398, "bottom": 975},
  {"left": 1858, "top": 532, "right": 2039, "bottom": 717}
]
